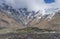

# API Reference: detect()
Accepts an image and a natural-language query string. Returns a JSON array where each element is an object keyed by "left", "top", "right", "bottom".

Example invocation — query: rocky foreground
[{"left": 0, "top": 33, "right": 60, "bottom": 39}]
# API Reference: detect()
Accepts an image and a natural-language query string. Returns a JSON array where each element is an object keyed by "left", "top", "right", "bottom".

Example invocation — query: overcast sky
[{"left": 0, "top": 0, "right": 60, "bottom": 12}]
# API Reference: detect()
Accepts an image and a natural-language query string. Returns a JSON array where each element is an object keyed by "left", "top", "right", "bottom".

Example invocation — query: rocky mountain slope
[
  {"left": 27, "top": 10, "right": 60, "bottom": 31},
  {"left": 0, "top": 3, "right": 60, "bottom": 34}
]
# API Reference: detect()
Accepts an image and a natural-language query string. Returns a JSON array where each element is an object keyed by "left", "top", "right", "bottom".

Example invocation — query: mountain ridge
[{"left": 0, "top": 3, "right": 60, "bottom": 34}]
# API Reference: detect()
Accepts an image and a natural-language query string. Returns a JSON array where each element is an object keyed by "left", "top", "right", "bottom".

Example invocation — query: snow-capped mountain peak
[{"left": 0, "top": 3, "right": 60, "bottom": 26}]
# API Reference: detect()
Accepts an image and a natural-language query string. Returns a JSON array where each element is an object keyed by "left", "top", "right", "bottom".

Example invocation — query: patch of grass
[{"left": 16, "top": 27, "right": 55, "bottom": 33}]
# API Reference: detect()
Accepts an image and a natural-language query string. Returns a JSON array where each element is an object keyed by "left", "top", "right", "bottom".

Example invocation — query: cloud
[{"left": 0, "top": 0, "right": 60, "bottom": 12}]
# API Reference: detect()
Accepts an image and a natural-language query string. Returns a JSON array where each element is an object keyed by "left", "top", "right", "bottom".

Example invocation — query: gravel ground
[{"left": 0, "top": 33, "right": 60, "bottom": 39}]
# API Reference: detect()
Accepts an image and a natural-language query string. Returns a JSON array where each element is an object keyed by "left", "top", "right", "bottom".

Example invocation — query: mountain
[
  {"left": 28, "top": 10, "right": 60, "bottom": 31},
  {"left": 0, "top": 3, "right": 60, "bottom": 34}
]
